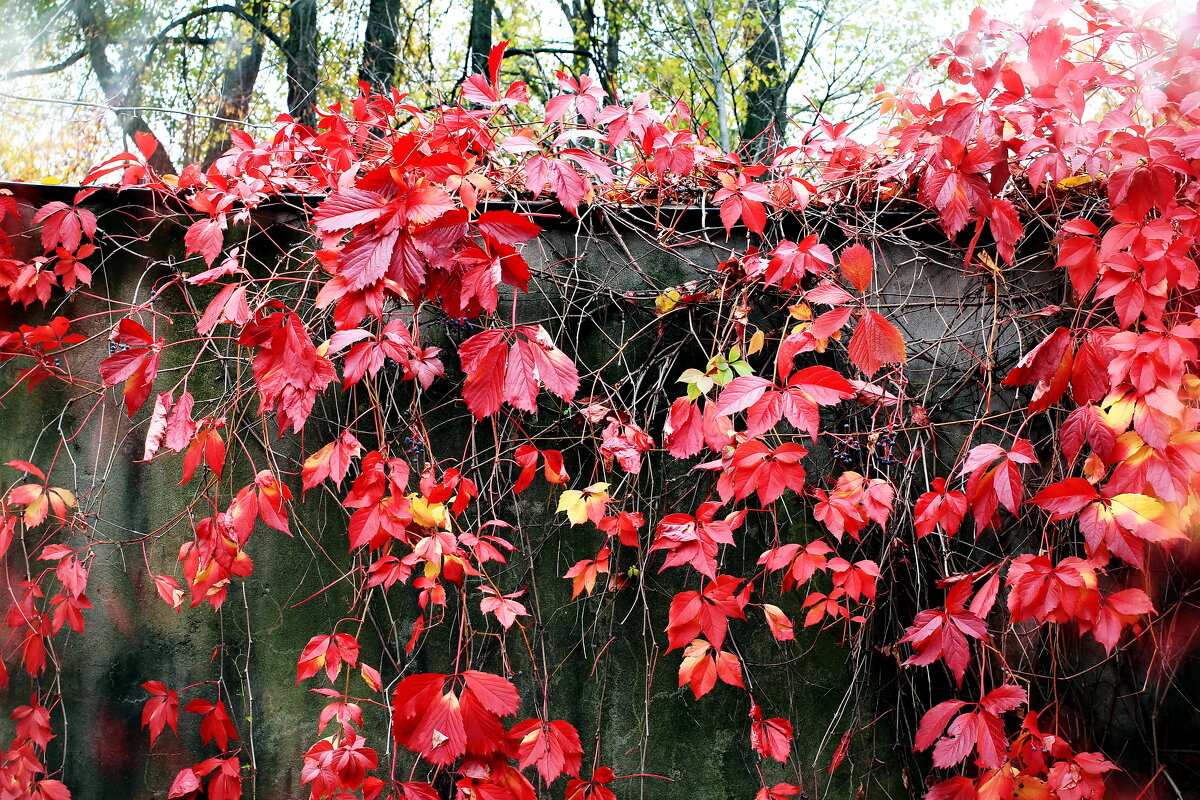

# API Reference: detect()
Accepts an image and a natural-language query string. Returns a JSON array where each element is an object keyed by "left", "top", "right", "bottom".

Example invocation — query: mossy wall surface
[{"left": 0, "top": 187, "right": 1032, "bottom": 800}]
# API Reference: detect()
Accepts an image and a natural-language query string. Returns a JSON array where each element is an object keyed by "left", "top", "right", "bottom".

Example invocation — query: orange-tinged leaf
[
  {"left": 762, "top": 604, "right": 795, "bottom": 641},
  {"left": 839, "top": 243, "right": 873, "bottom": 293},
  {"left": 297, "top": 633, "right": 361, "bottom": 684}
]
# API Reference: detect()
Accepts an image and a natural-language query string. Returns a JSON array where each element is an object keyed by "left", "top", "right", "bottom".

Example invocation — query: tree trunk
[
  {"left": 467, "top": 0, "right": 494, "bottom": 75},
  {"left": 602, "top": 0, "right": 624, "bottom": 94},
  {"left": 285, "top": 0, "right": 319, "bottom": 126},
  {"left": 360, "top": 0, "right": 401, "bottom": 90},
  {"left": 572, "top": 0, "right": 596, "bottom": 78},
  {"left": 740, "top": 0, "right": 786, "bottom": 159},
  {"left": 203, "top": 5, "right": 265, "bottom": 167},
  {"left": 705, "top": 0, "right": 731, "bottom": 151},
  {"left": 71, "top": 0, "right": 177, "bottom": 174}
]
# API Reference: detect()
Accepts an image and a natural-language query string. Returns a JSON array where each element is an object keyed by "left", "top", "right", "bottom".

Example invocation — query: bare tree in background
[
  {"left": 285, "top": 0, "right": 319, "bottom": 125},
  {"left": 3, "top": 0, "right": 318, "bottom": 168},
  {"left": 70, "top": 0, "right": 177, "bottom": 172},
  {"left": 360, "top": 0, "right": 402, "bottom": 89},
  {"left": 204, "top": 2, "right": 265, "bottom": 164},
  {"left": 1, "top": 0, "right": 967, "bottom": 178},
  {"left": 468, "top": 0, "right": 495, "bottom": 75}
]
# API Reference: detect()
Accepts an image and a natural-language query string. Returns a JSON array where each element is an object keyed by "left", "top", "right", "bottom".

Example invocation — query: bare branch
[{"left": 2, "top": 48, "right": 87, "bottom": 80}]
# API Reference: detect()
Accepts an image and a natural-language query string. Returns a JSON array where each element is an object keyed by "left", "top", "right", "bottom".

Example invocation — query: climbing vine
[{"left": 0, "top": 1, "right": 1197, "bottom": 798}]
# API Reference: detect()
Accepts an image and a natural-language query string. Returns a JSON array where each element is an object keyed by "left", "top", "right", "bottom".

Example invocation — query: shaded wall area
[{"left": 0, "top": 183, "right": 1066, "bottom": 799}]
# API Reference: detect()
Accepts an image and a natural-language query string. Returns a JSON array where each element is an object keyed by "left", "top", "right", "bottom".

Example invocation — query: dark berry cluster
[
  {"left": 874, "top": 427, "right": 903, "bottom": 466},
  {"left": 432, "top": 310, "right": 475, "bottom": 332},
  {"left": 832, "top": 424, "right": 904, "bottom": 467},
  {"left": 403, "top": 436, "right": 426, "bottom": 457},
  {"left": 833, "top": 423, "right": 862, "bottom": 466},
  {"left": 107, "top": 341, "right": 133, "bottom": 354}
]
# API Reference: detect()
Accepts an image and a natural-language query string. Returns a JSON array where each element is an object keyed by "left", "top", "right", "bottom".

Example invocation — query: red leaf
[
  {"left": 1059, "top": 404, "right": 1116, "bottom": 462},
  {"left": 599, "top": 420, "right": 655, "bottom": 474},
  {"left": 566, "top": 768, "right": 618, "bottom": 800},
  {"left": 475, "top": 211, "right": 542, "bottom": 244},
  {"left": 459, "top": 330, "right": 508, "bottom": 418},
  {"left": 651, "top": 506, "right": 744, "bottom": 578},
  {"left": 722, "top": 440, "right": 807, "bottom": 506},
  {"left": 391, "top": 671, "right": 518, "bottom": 765},
  {"left": 459, "top": 326, "right": 579, "bottom": 418},
  {"left": 713, "top": 376, "right": 773, "bottom": 418},
  {"left": 141, "top": 681, "right": 179, "bottom": 744},
  {"left": 510, "top": 718, "right": 583, "bottom": 781},
  {"left": 1090, "top": 588, "right": 1155, "bottom": 653},
  {"left": 184, "top": 698, "right": 240, "bottom": 752},
  {"left": 848, "top": 311, "right": 906, "bottom": 376},
  {"left": 900, "top": 608, "right": 987, "bottom": 684},
  {"left": 766, "top": 236, "right": 834, "bottom": 289},
  {"left": 755, "top": 784, "right": 802, "bottom": 800},
  {"left": 99, "top": 319, "right": 164, "bottom": 416},
  {"left": 480, "top": 587, "right": 529, "bottom": 629},
  {"left": 33, "top": 202, "right": 97, "bottom": 253},
  {"left": 758, "top": 540, "right": 832, "bottom": 591},
  {"left": 665, "top": 575, "right": 750, "bottom": 649},
  {"left": 961, "top": 440, "right": 1036, "bottom": 532},
  {"left": 1027, "top": 478, "right": 1099, "bottom": 519},
  {"left": 914, "top": 700, "right": 967, "bottom": 753},
  {"left": 663, "top": 397, "right": 706, "bottom": 458},
  {"left": 313, "top": 188, "right": 389, "bottom": 232},
  {"left": 749, "top": 705, "right": 793, "bottom": 763},
  {"left": 990, "top": 197, "right": 1023, "bottom": 264},
  {"left": 1006, "top": 555, "right": 1098, "bottom": 624},
  {"left": 33, "top": 780, "right": 71, "bottom": 800},
  {"left": 461, "top": 670, "right": 520, "bottom": 715},
  {"left": 914, "top": 478, "right": 968, "bottom": 539},
  {"left": 168, "top": 768, "right": 201, "bottom": 799},
  {"left": 1002, "top": 327, "right": 1071, "bottom": 388},
  {"left": 239, "top": 311, "right": 337, "bottom": 434},
  {"left": 12, "top": 697, "right": 53, "bottom": 749},
  {"left": 828, "top": 728, "right": 854, "bottom": 774},
  {"left": 184, "top": 218, "right": 226, "bottom": 266}
]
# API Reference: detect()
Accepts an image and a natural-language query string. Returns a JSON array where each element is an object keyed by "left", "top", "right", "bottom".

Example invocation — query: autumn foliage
[{"left": 0, "top": 1, "right": 1197, "bottom": 798}]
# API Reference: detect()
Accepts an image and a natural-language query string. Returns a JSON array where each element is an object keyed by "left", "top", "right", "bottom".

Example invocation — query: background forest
[{"left": 0, "top": 0, "right": 973, "bottom": 181}]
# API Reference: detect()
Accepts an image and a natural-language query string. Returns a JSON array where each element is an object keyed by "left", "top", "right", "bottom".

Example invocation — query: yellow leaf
[
  {"left": 1057, "top": 175, "right": 1093, "bottom": 189},
  {"left": 655, "top": 289, "right": 681, "bottom": 316},
  {"left": 748, "top": 329, "right": 765, "bottom": 356},
  {"left": 1109, "top": 494, "right": 1185, "bottom": 542},
  {"left": 408, "top": 495, "right": 450, "bottom": 529},
  {"left": 976, "top": 251, "right": 1001, "bottom": 275},
  {"left": 557, "top": 483, "right": 609, "bottom": 525}
]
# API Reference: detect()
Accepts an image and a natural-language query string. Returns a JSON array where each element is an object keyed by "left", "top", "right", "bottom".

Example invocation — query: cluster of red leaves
[
  {"left": 387, "top": 669, "right": 589, "bottom": 795},
  {"left": 0, "top": 2, "right": 1199, "bottom": 799}
]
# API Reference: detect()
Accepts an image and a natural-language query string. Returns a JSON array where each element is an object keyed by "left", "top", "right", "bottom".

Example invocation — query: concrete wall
[{"left": 0, "top": 186, "right": 1055, "bottom": 799}]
